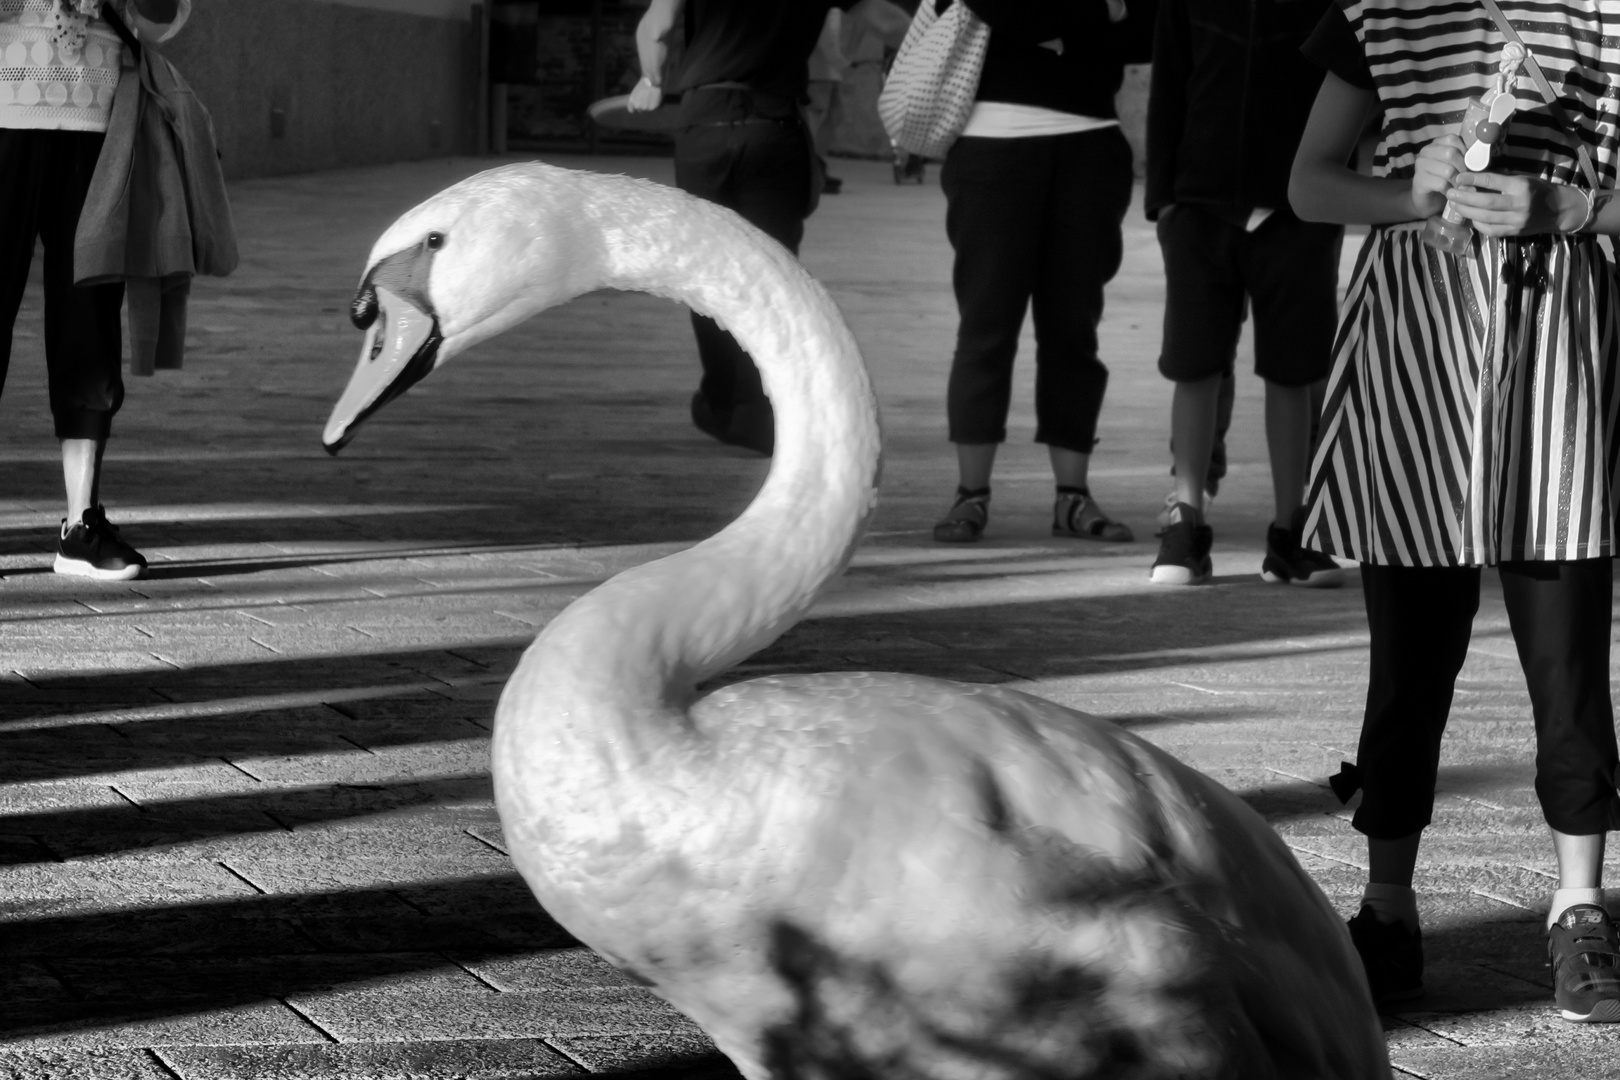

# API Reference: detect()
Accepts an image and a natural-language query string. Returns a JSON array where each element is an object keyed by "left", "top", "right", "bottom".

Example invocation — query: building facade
[
  {"left": 162, "top": 0, "right": 480, "bottom": 179},
  {"left": 155, "top": 0, "right": 1144, "bottom": 179}
]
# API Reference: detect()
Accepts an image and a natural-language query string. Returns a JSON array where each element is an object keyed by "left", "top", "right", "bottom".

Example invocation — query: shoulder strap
[
  {"left": 101, "top": 3, "right": 143, "bottom": 63},
  {"left": 1477, "top": 0, "right": 1600, "bottom": 190}
]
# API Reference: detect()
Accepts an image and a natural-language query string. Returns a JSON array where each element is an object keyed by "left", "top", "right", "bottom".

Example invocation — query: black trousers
[
  {"left": 940, "top": 127, "right": 1134, "bottom": 453},
  {"left": 1353, "top": 560, "right": 1620, "bottom": 839},
  {"left": 0, "top": 129, "right": 125, "bottom": 440},
  {"left": 673, "top": 89, "right": 816, "bottom": 414}
]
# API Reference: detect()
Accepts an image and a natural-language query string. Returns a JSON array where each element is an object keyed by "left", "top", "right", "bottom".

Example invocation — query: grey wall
[{"left": 162, "top": 0, "right": 476, "bottom": 179}]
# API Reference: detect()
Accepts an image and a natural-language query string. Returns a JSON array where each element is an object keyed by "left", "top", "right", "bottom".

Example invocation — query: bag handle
[
  {"left": 1477, "top": 0, "right": 1600, "bottom": 191},
  {"left": 102, "top": 2, "right": 180, "bottom": 127},
  {"left": 101, "top": 2, "right": 142, "bottom": 62}
]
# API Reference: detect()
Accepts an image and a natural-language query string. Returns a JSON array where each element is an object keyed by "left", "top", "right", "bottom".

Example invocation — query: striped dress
[{"left": 1303, "top": 0, "right": 1620, "bottom": 566}]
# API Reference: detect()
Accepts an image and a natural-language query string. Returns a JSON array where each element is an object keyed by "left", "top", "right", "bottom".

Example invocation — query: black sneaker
[
  {"left": 54, "top": 505, "right": 147, "bottom": 581},
  {"left": 1150, "top": 503, "right": 1212, "bottom": 585},
  {"left": 1549, "top": 904, "right": 1620, "bottom": 1022},
  {"left": 1261, "top": 506, "right": 1345, "bottom": 588},
  {"left": 1347, "top": 906, "right": 1424, "bottom": 1007}
]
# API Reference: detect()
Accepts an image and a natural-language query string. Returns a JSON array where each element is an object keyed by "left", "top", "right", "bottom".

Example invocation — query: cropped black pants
[
  {"left": 0, "top": 128, "right": 125, "bottom": 440},
  {"left": 940, "top": 127, "right": 1133, "bottom": 453},
  {"left": 1349, "top": 560, "right": 1620, "bottom": 839}
]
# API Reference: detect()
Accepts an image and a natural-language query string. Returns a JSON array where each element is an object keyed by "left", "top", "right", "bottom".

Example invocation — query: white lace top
[{"left": 0, "top": 0, "right": 187, "bottom": 132}]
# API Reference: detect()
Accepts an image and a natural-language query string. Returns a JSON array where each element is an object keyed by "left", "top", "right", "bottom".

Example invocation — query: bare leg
[
  {"left": 1048, "top": 446, "right": 1090, "bottom": 489},
  {"left": 955, "top": 442, "right": 997, "bottom": 491},
  {"left": 1171, "top": 375, "right": 1223, "bottom": 516},
  {"left": 1265, "top": 379, "right": 1319, "bottom": 529},
  {"left": 1552, "top": 830, "right": 1606, "bottom": 890},
  {"left": 61, "top": 437, "right": 105, "bottom": 525}
]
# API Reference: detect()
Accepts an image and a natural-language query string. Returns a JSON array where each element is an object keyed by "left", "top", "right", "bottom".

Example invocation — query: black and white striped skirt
[{"left": 1304, "top": 223, "right": 1620, "bottom": 566}]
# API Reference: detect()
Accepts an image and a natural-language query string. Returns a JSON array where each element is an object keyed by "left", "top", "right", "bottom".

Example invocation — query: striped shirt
[{"left": 1303, "top": 0, "right": 1620, "bottom": 566}]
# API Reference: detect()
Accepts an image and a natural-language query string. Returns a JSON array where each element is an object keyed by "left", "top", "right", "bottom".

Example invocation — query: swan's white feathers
[
  {"left": 499, "top": 669, "right": 1382, "bottom": 1079},
  {"left": 358, "top": 163, "right": 1390, "bottom": 1080}
]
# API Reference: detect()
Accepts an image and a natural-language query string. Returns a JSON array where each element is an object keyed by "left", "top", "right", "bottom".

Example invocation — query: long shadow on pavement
[
  {"left": 0, "top": 764, "right": 1525, "bottom": 867},
  {"left": 1, "top": 875, "right": 571, "bottom": 1036},
  {"left": 0, "top": 775, "right": 494, "bottom": 865},
  {"left": 0, "top": 870, "right": 1566, "bottom": 1046}
]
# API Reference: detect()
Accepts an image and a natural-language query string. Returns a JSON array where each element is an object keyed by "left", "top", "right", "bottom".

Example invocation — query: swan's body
[{"left": 324, "top": 163, "right": 1390, "bottom": 1080}]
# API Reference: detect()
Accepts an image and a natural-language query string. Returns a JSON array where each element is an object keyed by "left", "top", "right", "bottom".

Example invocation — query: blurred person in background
[
  {"left": 931, "top": 0, "right": 1155, "bottom": 545},
  {"left": 805, "top": 9, "right": 846, "bottom": 194},
  {"left": 0, "top": 0, "right": 190, "bottom": 581},
  {"left": 629, "top": 0, "right": 906, "bottom": 456},
  {"left": 1143, "top": 0, "right": 1343, "bottom": 587}
]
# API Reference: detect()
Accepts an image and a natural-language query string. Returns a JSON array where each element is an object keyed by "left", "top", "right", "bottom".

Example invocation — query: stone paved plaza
[{"left": 3, "top": 154, "right": 1620, "bottom": 1078}]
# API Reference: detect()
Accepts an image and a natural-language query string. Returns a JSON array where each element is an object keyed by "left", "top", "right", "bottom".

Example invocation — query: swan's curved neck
[{"left": 503, "top": 179, "right": 881, "bottom": 758}]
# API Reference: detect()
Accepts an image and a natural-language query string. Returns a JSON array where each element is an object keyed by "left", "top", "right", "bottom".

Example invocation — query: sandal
[
  {"left": 933, "top": 487, "right": 990, "bottom": 543},
  {"left": 1053, "top": 487, "right": 1133, "bottom": 543}
]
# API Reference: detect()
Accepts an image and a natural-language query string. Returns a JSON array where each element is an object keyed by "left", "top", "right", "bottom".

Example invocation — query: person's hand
[
  {"left": 1411, "top": 134, "right": 1466, "bottom": 219},
  {"left": 1446, "top": 172, "right": 1586, "bottom": 235},
  {"left": 627, "top": 75, "right": 663, "bottom": 113}
]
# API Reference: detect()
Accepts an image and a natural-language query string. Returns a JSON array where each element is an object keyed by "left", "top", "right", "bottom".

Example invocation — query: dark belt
[{"left": 680, "top": 84, "right": 802, "bottom": 127}]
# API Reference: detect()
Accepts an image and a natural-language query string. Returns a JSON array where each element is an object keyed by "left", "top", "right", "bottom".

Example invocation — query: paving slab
[
  {"left": 2, "top": 151, "right": 1619, "bottom": 1075},
  {"left": 155, "top": 1040, "right": 585, "bottom": 1080},
  {"left": 0, "top": 1049, "right": 177, "bottom": 1080}
]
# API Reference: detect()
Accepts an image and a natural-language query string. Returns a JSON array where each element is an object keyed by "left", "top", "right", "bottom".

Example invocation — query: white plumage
[{"left": 325, "top": 162, "right": 1391, "bottom": 1080}]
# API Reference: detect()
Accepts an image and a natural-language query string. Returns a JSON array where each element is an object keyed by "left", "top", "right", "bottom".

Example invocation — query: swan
[{"left": 321, "top": 162, "right": 1390, "bottom": 1080}]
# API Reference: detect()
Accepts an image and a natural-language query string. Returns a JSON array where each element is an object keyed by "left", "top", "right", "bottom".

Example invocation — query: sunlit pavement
[{"left": 1, "top": 154, "right": 1616, "bottom": 1078}]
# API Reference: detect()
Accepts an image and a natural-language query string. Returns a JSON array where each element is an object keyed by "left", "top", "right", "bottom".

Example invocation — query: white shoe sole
[
  {"left": 53, "top": 554, "right": 146, "bottom": 581},
  {"left": 1563, "top": 998, "right": 1620, "bottom": 1023},
  {"left": 1150, "top": 562, "right": 1211, "bottom": 586}
]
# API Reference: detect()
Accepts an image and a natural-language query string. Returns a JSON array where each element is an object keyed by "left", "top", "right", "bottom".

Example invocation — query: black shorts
[{"left": 1156, "top": 203, "right": 1342, "bottom": 388}]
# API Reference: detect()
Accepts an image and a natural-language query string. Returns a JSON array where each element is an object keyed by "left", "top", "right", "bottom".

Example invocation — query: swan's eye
[
  {"left": 351, "top": 286, "right": 379, "bottom": 330},
  {"left": 426, "top": 232, "right": 445, "bottom": 250}
]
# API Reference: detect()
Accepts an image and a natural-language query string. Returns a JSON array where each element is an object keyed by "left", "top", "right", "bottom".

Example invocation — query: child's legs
[
  {"left": 1245, "top": 211, "right": 1341, "bottom": 527},
  {"left": 1499, "top": 558, "right": 1620, "bottom": 887},
  {"left": 1155, "top": 205, "right": 1245, "bottom": 511},
  {"left": 1262, "top": 379, "right": 1320, "bottom": 527},
  {"left": 1354, "top": 563, "right": 1483, "bottom": 872},
  {"left": 1170, "top": 376, "right": 1225, "bottom": 511}
]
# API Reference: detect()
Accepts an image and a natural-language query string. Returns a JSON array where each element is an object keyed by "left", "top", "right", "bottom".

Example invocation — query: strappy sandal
[
  {"left": 933, "top": 487, "right": 990, "bottom": 543},
  {"left": 1053, "top": 487, "right": 1134, "bottom": 543}
]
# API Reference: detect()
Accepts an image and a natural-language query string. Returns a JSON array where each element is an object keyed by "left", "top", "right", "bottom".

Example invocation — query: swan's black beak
[{"left": 322, "top": 283, "right": 442, "bottom": 454}]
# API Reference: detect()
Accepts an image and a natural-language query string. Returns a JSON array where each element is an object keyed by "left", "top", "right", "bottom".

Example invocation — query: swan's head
[{"left": 323, "top": 164, "right": 611, "bottom": 453}]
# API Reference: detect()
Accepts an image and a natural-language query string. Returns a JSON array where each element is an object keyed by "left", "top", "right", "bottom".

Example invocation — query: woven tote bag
[{"left": 877, "top": 0, "right": 990, "bottom": 159}]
